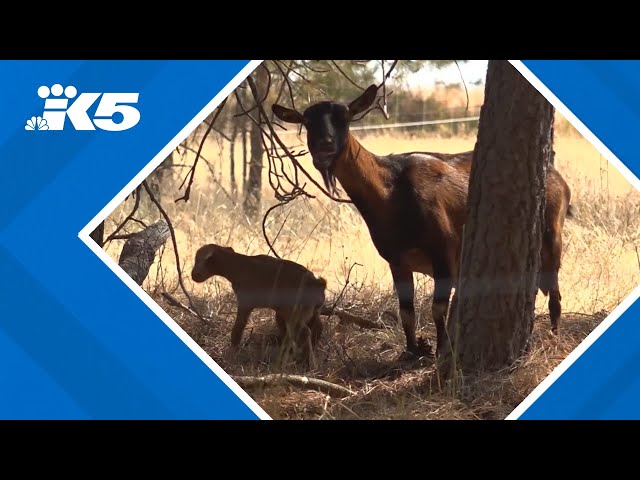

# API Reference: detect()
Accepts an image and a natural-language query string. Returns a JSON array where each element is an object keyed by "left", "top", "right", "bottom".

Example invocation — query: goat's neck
[
  {"left": 213, "top": 252, "right": 246, "bottom": 284},
  {"left": 333, "top": 133, "right": 390, "bottom": 205}
]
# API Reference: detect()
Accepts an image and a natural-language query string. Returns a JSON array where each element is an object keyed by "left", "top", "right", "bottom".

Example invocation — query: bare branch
[
  {"left": 175, "top": 97, "right": 228, "bottom": 204},
  {"left": 454, "top": 60, "right": 470, "bottom": 113},
  {"left": 331, "top": 60, "right": 366, "bottom": 91},
  {"left": 104, "top": 185, "right": 142, "bottom": 245},
  {"left": 161, "top": 291, "right": 215, "bottom": 322},
  {"left": 232, "top": 374, "right": 354, "bottom": 398},
  {"left": 178, "top": 144, "right": 237, "bottom": 206},
  {"left": 319, "top": 306, "right": 385, "bottom": 330},
  {"left": 385, "top": 60, "right": 399, "bottom": 81},
  {"left": 232, "top": 64, "right": 272, "bottom": 118},
  {"left": 142, "top": 180, "right": 207, "bottom": 325}
]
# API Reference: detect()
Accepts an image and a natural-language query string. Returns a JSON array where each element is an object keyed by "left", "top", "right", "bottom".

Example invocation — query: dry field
[{"left": 102, "top": 105, "right": 640, "bottom": 419}]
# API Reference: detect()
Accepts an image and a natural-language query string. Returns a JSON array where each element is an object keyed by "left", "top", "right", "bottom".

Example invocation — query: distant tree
[
  {"left": 441, "top": 60, "right": 554, "bottom": 375},
  {"left": 243, "top": 65, "right": 269, "bottom": 220}
]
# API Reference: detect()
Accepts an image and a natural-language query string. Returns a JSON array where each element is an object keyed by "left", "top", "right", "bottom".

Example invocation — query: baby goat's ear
[{"left": 223, "top": 246, "right": 234, "bottom": 253}]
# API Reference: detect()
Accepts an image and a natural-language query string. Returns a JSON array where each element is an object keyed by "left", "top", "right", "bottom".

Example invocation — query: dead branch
[
  {"left": 232, "top": 64, "right": 272, "bottom": 118},
  {"left": 332, "top": 262, "right": 362, "bottom": 311},
  {"left": 104, "top": 185, "right": 142, "bottom": 246},
  {"left": 175, "top": 98, "right": 228, "bottom": 203},
  {"left": 177, "top": 144, "right": 237, "bottom": 206},
  {"left": 331, "top": 61, "right": 365, "bottom": 91},
  {"left": 118, "top": 220, "right": 170, "bottom": 285},
  {"left": 319, "top": 306, "right": 384, "bottom": 330},
  {"left": 454, "top": 60, "right": 470, "bottom": 113},
  {"left": 142, "top": 180, "right": 207, "bottom": 324},
  {"left": 232, "top": 374, "right": 354, "bottom": 398},
  {"left": 261, "top": 200, "right": 288, "bottom": 259},
  {"left": 271, "top": 60, "right": 297, "bottom": 116},
  {"left": 161, "top": 291, "right": 214, "bottom": 322}
]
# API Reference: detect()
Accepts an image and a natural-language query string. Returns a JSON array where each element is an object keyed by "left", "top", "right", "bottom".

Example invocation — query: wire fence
[{"left": 276, "top": 116, "right": 481, "bottom": 137}]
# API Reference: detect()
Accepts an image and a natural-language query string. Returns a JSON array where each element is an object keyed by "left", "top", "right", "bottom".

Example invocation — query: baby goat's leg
[
  {"left": 230, "top": 307, "right": 252, "bottom": 348},
  {"left": 309, "top": 306, "right": 323, "bottom": 347},
  {"left": 275, "top": 310, "right": 287, "bottom": 340}
]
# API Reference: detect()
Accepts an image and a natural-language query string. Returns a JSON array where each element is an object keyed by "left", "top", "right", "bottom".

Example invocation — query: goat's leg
[
  {"left": 275, "top": 310, "right": 287, "bottom": 341},
  {"left": 548, "top": 271, "right": 562, "bottom": 334},
  {"left": 432, "top": 261, "right": 453, "bottom": 357},
  {"left": 391, "top": 264, "right": 422, "bottom": 357},
  {"left": 309, "top": 306, "right": 323, "bottom": 348},
  {"left": 230, "top": 307, "right": 252, "bottom": 348},
  {"left": 540, "top": 230, "right": 563, "bottom": 334}
]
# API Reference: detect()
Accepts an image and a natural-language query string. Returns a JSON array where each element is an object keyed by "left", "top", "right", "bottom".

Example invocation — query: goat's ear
[
  {"left": 348, "top": 84, "right": 378, "bottom": 117},
  {"left": 272, "top": 104, "right": 304, "bottom": 124}
]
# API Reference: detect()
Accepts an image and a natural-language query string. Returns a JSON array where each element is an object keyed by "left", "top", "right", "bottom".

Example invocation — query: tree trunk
[
  {"left": 243, "top": 67, "right": 268, "bottom": 221},
  {"left": 242, "top": 124, "right": 247, "bottom": 193},
  {"left": 230, "top": 123, "right": 238, "bottom": 200},
  {"left": 89, "top": 221, "right": 105, "bottom": 248},
  {"left": 441, "top": 60, "right": 554, "bottom": 376}
]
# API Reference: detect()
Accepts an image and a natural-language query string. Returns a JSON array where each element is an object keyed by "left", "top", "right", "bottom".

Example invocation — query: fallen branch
[
  {"left": 232, "top": 374, "right": 354, "bottom": 398},
  {"left": 161, "top": 291, "right": 214, "bottom": 322},
  {"left": 118, "top": 220, "right": 170, "bottom": 285},
  {"left": 319, "top": 306, "right": 384, "bottom": 330}
]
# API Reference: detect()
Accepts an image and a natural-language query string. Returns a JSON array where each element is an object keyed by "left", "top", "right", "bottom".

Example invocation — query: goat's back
[{"left": 231, "top": 254, "right": 326, "bottom": 309}]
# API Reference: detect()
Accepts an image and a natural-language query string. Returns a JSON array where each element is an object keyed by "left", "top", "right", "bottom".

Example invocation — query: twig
[
  {"left": 175, "top": 98, "right": 227, "bottom": 203},
  {"left": 109, "top": 233, "right": 134, "bottom": 241},
  {"left": 142, "top": 180, "right": 207, "bottom": 324},
  {"left": 161, "top": 291, "right": 214, "bottom": 322},
  {"left": 319, "top": 306, "right": 384, "bottom": 330},
  {"left": 385, "top": 60, "right": 399, "bottom": 81},
  {"left": 104, "top": 185, "right": 142, "bottom": 245},
  {"left": 232, "top": 374, "right": 355, "bottom": 398},
  {"left": 331, "top": 262, "right": 362, "bottom": 314},
  {"left": 261, "top": 199, "right": 296, "bottom": 259},
  {"left": 331, "top": 61, "right": 365, "bottom": 91},
  {"left": 232, "top": 65, "right": 272, "bottom": 118},
  {"left": 380, "top": 61, "right": 389, "bottom": 119},
  {"left": 177, "top": 144, "right": 237, "bottom": 206},
  {"left": 454, "top": 60, "right": 470, "bottom": 113}
]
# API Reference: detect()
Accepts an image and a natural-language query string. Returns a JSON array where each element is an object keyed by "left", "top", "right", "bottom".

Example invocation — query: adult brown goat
[{"left": 272, "top": 84, "right": 573, "bottom": 359}]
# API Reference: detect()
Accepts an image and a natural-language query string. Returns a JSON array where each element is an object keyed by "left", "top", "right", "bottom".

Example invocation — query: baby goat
[{"left": 191, "top": 244, "right": 327, "bottom": 365}]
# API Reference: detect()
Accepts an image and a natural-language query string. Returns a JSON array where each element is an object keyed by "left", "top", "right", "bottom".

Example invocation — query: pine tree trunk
[{"left": 441, "top": 60, "right": 554, "bottom": 375}]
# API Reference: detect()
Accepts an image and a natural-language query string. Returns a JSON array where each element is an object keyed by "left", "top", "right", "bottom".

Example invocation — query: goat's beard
[{"left": 313, "top": 158, "right": 339, "bottom": 197}]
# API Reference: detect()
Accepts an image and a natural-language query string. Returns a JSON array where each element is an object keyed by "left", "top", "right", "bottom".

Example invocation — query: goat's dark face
[
  {"left": 272, "top": 84, "right": 378, "bottom": 194},
  {"left": 191, "top": 244, "right": 234, "bottom": 282}
]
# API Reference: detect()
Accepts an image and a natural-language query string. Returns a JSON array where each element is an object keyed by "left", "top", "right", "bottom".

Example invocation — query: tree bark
[
  {"left": 441, "top": 60, "right": 554, "bottom": 375},
  {"left": 118, "top": 220, "right": 170, "bottom": 286},
  {"left": 243, "top": 67, "right": 268, "bottom": 221}
]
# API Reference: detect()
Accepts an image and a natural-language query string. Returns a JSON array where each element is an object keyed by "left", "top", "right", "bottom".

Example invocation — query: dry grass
[{"left": 102, "top": 107, "right": 640, "bottom": 420}]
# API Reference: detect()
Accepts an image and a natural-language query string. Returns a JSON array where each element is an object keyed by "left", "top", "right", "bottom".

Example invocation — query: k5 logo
[{"left": 25, "top": 84, "right": 141, "bottom": 132}]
